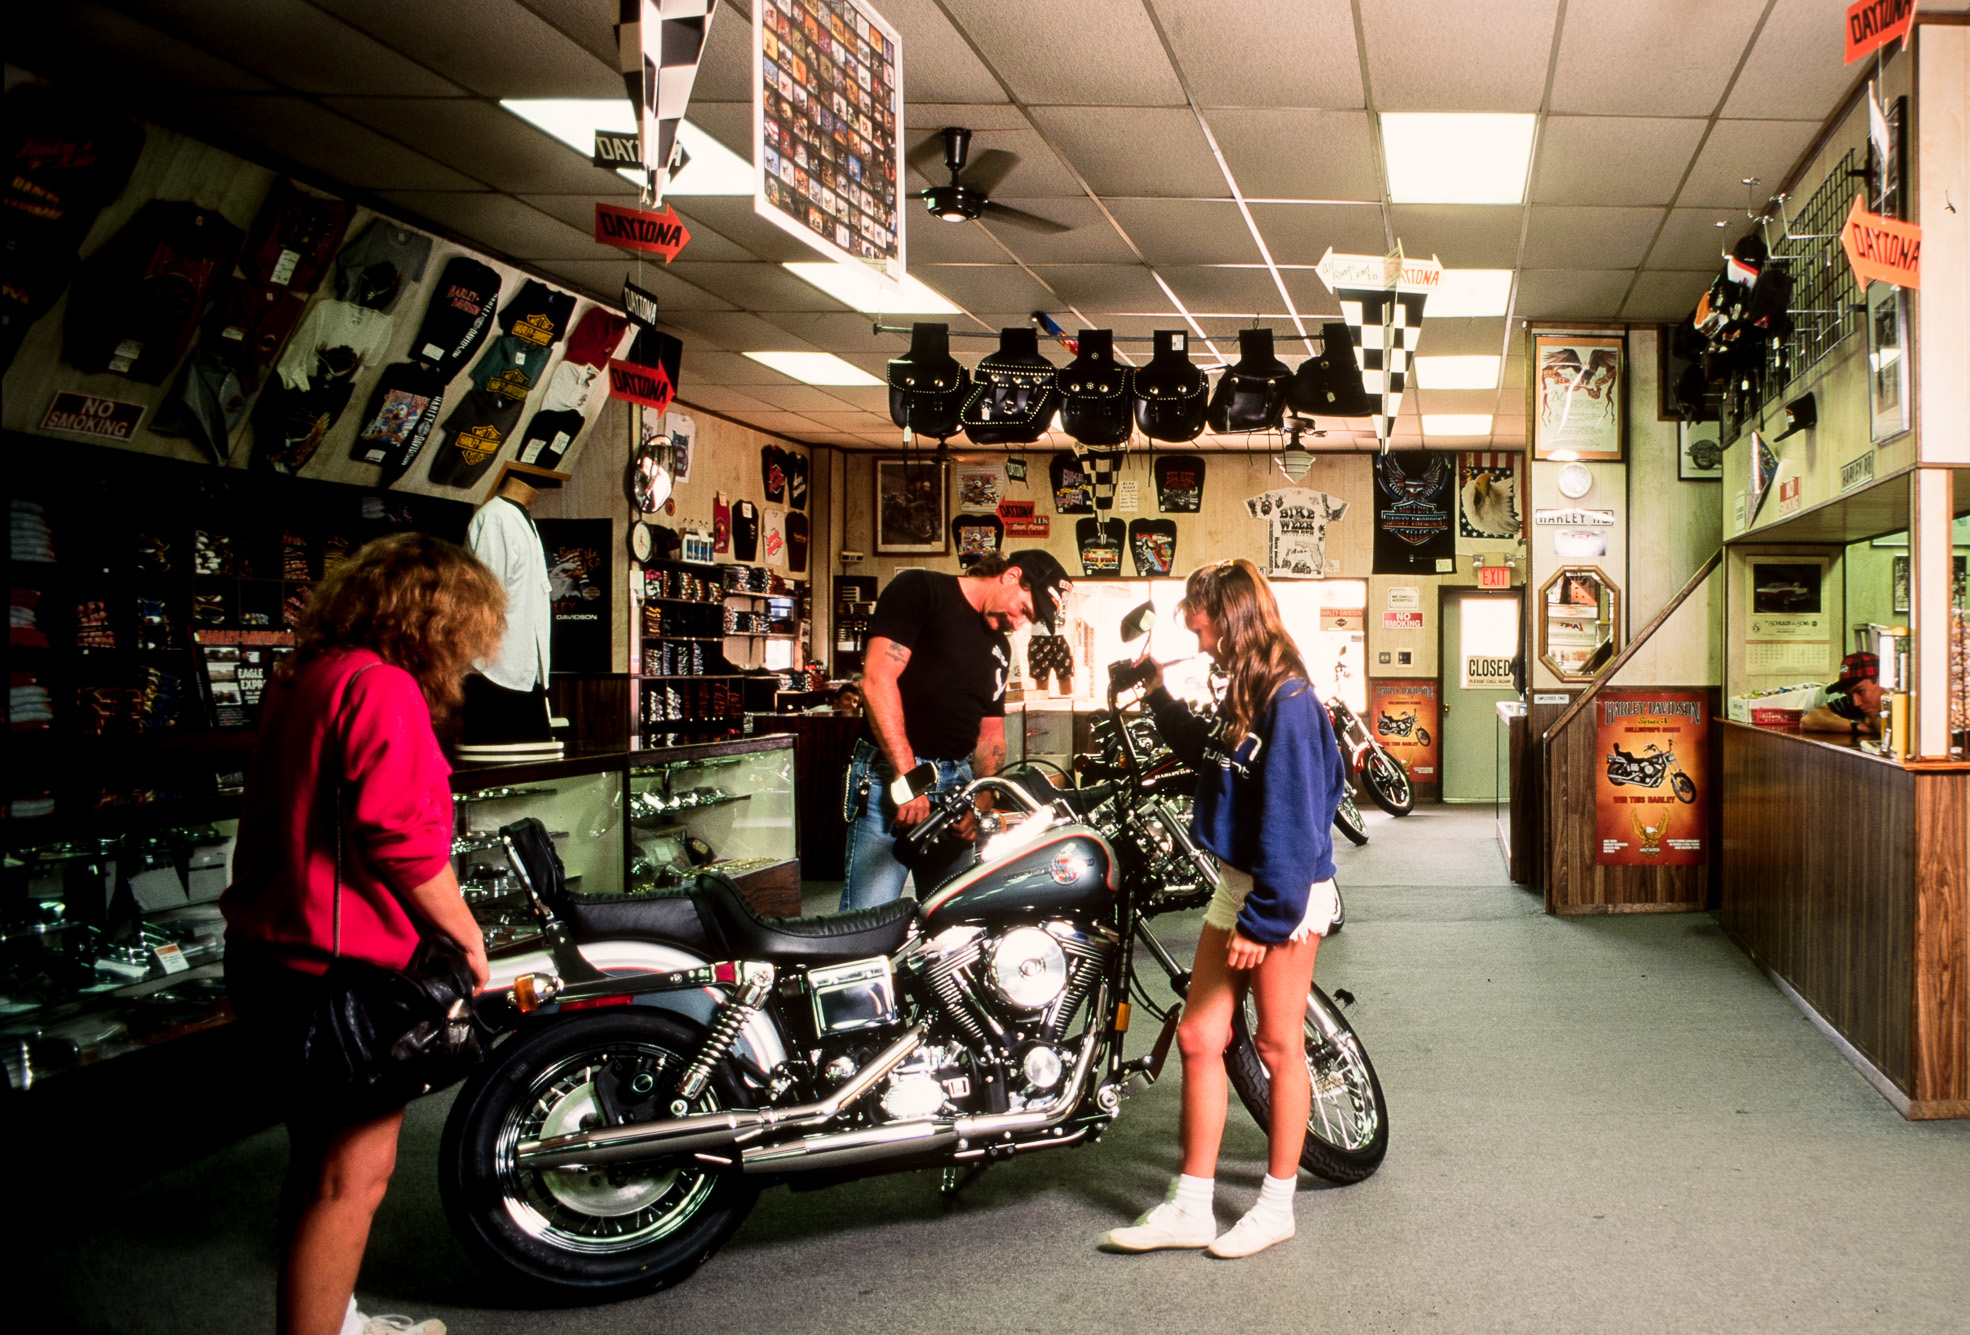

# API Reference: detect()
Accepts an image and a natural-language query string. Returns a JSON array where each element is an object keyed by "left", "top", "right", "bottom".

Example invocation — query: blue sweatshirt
[{"left": 1148, "top": 680, "right": 1347, "bottom": 944}]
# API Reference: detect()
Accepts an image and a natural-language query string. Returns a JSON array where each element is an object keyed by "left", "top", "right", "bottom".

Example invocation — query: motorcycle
[
  {"left": 1326, "top": 695, "right": 1415, "bottom": 817},
  {"left": 438, "top": 622, "right": 1387, "bottom": 1301},
  {"left": 1375, "top": 710, "right": 1431, "bottom": 748},
  {"left": 1604, "top": 740, "right": 1697, "bottom": 804}
]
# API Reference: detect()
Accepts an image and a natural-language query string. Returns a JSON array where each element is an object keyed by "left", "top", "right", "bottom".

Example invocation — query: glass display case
[
  {"left": 451, "top": 753, "right": 626, "bottom": 955},
  {"left": 628, "top": 734, "right": 800, "bottom": 918}
]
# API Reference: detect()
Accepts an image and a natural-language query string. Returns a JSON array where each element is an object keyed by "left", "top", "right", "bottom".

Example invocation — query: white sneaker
[
  {"left": 362, "top": 1317, "right": 447, "bottom": 1335},
  {"left": 1099, "top": 1199, "right": 1218, "bottom": 1252},
  {"left": 1205, "top": 1208, "right": 1295, "bottom": 1258}
]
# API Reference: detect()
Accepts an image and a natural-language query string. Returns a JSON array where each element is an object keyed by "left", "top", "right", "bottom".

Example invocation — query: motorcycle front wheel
[
  {"left": 1227, "top": 984, "right": 1387, "bottom": 1184},
  {"left": 1672, "top": 772, "right": 1697, "bottom": 804},
  {"left": 1361, "top": 749, "right": 1414, "bottom": 817},
  {"left": 439, "top": 1010, "right": 760, "bottom": 1302},
  {"left": 1416, "top": 726, "right": 1431, "bottom": 747},
  {"left": 1333, "top": 792, "right": 1369, "bottom": 846}
]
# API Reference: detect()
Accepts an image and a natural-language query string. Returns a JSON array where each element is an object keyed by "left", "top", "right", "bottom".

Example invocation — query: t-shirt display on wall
[
  {"left": 537, "top": 518, "right": 612, "bottom": 674},
  {"left": 334, "top": 219, "right": 432, "bottom": 313},
  {"left": 732, "top": 498, "right": 759, "bottom": 561},
  {"left": 784, "top": 509, "right": 809, "bottom": 572},
  {"left": 1246, "top": 487, "right": 1348, "bottom": 577},
  {"left": 62, "top": 200, "right": 244, "bottom": 383},
  {"left": 762, "top": 506, "right": 788, "bottom": 568},
  {"left": 1154, "top": 454, "right": 1206, "bottom": 512},
  {"left": 1128, "top": 517, "right": 1177, "bottom": 576},
  {"left": 1372, "top": 450, "right": 1457, "bottom": 574},
  {"left": 1051, "top": 451, "right": 1094, "bottom": 514},
  {"left": 1076, "top": 516, "right": 1125, "bottom": 575},
  {"left": 956, "top": 466, "right": 1004, "bottom": 512},
  {"left": 713, "top": 494, "right": 731, "bottom": 553},
  {"left": 951, "top": 512, "right": 1004, "bottom": 568},
  {"left": 787, "top": 450, "right": 808, "bottom": 509},
  {"left": 761, "top": 444, "right": 788, "bottom": 502}
]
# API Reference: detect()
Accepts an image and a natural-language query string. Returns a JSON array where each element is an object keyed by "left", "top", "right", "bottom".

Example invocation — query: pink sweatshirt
[{"left": 222, "top": 649, "right": 455, "bottom": 974}]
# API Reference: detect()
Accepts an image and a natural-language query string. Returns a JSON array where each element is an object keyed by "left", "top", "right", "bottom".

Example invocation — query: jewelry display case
[{"left": 627, "top": 734, "right": 800, "bottom": 917}]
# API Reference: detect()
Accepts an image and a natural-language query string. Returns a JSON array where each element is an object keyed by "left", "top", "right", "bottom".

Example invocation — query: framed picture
[
  {"left": 1531, "top": 333, "right": 1624, "bottom": 461},
  {"left": 873, "top": 457, "right": 948, "bottom": 555},
  {"left": 1868, "top": 282, "right": 1910, "bottom": 443},
  {"left": 1678, "top": 419, "right": 1723, "bottom": 480},
  {"left": 1893, "top": 555, "right": 1910, "bottom": 614}
]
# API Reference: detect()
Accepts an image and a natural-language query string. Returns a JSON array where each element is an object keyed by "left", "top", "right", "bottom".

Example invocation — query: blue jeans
[{"left": 840, "top": 740, "right": 973, "bottom": 911}]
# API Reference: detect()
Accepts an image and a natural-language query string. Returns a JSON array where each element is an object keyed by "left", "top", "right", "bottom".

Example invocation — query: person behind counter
[
  {"left": 221, "top": 533, "right": 504, "bottom": 1335},
  {"left": 1800, "top": 652, "right": 1882, "bottom": 736}
]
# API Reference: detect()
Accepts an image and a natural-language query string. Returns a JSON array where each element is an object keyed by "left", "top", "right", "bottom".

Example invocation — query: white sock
[
  {"left": 1251, "top": 1172, "right": 1296, "bottom": 1222},
  {"left": 340, "top": 1296, "right": 366, "bottom": 1335},
  {"left": 1172, "top": 1173, "right": 1215, "bottom": 1217}
]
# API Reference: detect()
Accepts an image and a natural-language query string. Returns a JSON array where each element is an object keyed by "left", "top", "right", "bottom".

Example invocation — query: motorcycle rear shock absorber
[{"left": 673, "top": 963, "right": 775, "bottom": 1108}]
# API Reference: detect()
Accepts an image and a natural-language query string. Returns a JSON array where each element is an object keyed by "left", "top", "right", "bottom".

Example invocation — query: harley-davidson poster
[
  {"left": 1368, "top": 679, "right": 1440, "bottom": 784},
  {"left": 1373, "top": 450, "right": 1456, "bottom": 574},
  {"left": 1594, "top": 690, "right": 1707, "bottom": 866}
]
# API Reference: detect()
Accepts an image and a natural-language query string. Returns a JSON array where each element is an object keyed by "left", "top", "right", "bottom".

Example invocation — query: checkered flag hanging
[
  {"left": 1335, "top": 286, "right": 1428, "bottom": 453},
  {"left": 1080, "top": 449, "right": 1123, "bottom": 510},
  {"left": 617, "top": 0, "right": 715, "bottom": 205}
]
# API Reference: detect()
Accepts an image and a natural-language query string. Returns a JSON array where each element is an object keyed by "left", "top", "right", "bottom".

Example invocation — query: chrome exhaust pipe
[
  {"left": 515, "top": 1026, "right": 926, "bottom": 1171},
  {"left": 741, "top": 982, "right": 1108, "bottom": 1176}
]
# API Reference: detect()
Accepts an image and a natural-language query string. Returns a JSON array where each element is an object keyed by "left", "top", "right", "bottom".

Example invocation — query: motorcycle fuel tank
[{"left": 919, "top": 829, "right": 1117, "bottom": 929}]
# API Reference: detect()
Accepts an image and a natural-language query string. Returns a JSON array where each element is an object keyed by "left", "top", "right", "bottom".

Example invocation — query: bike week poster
[
  {"left": 1368, "top": 679, "right": 1440, "bottom": 782},
  {"left": 1372, "top": 450, "right": 1457, "bottom": 574},
  {"left": 1594, "top": 690, "right": 1707, "bottom": 867}
]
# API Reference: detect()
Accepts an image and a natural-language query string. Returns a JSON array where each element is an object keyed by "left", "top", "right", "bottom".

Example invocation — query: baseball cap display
[
  {"left": 1007, "top": 549, "right": 1072, "bottom": 633},
  {"left": 1830, "top": 652, "right": 1878, "bottom": 695}
]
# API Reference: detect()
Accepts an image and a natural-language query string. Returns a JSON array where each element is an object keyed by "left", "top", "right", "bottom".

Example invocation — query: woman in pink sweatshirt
[{"left": 223, "top": 533, "right": 504, "bottom": 1335}]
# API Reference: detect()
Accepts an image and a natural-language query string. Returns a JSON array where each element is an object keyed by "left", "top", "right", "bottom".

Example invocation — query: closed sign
[{"left": 1464, "top": 655, "right": 1514, "bottom": 688}]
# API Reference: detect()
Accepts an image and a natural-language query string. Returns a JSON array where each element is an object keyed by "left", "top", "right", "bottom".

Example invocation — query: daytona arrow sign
[
  {"left": 595, "top": 200, "right": 691, "bottom": 261},
  {"left": 1844, "top": 0, "right": 1917, "bottom": 64},
  {"left": 609, "top": 358, "right": 675, "bottom": 413},
  {"left": 1841, "top": 194, "right": 1921, "bottom": 289},
  {"left": 1313, "top": 247, "right": 1443, "bottom": 294}
]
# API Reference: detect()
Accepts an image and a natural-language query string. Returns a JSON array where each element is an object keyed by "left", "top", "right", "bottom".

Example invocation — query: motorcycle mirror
[{"left": 1119, "top": 601, "right": 1155, "bottom": 644}]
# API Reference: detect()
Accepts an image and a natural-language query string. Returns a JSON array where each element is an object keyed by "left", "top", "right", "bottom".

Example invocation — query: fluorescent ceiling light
[
  {"left": 500, "top": 99, "right": 752, "bottom": 195},
  {"left": 1381, "top": 113, "right": 1536, "bottom": 204},
  {"left": 1426, "top": 269, "right": 1514, "bottom": 318},
  {"left": 1415, "top": 355, "right": 1501, "bottom": 390},
  {"left": 744, "top": 351, "right": 883, "bottom": 385},
  {"left": 1422, "top": 414, "right": 1494, "bottom": 436},
  {"left": 784, "top": 261, "right": 960, "bottom": 315}
]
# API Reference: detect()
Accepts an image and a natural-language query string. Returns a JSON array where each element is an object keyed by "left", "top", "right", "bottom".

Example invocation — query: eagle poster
[
  {"left": 1458, "top": 451, "right": 1522, "bottom": 542},
  {"left": 1372, "top": 450, "right": 1456, "bottom": 574}
]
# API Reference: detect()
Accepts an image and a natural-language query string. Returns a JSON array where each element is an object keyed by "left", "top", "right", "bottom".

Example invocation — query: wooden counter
[{"left": 1720, "top": 720, "right": 1969, "bottom": 1118}]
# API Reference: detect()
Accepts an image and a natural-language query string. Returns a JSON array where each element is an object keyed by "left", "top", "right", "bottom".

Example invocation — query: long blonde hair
[
  {"left": 1180, "top": 558, "right": 1310, "bottom": 739},
  {"left": 285, "top": 533, "right": 507, "bottom": 720}
]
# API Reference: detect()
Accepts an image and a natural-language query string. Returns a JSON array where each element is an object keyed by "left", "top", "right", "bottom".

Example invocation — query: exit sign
[{"left": 1477, "top": 566, "right": 1511, "bottom": 589}]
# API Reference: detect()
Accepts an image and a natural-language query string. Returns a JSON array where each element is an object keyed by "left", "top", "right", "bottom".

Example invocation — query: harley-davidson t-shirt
[
  {"left": 784, "top": 510, "right": 809, "bottom": 572},
  {"left": 1128, "top": 518, "right": 1177, "bottom": 576},
  {"left": 761, "top": 444, "right": 787, "bottom": 502},
  {"left": 1076, "top": 517, "right": 1125, "bottom": 576},
  {"left": 713, "top": 495, "right": 731, "bottom": 553},
  {"left": 788, "top": 452, "right": 809, "bottom": 509},
  {"left": 1155, "top": 455, "right": 1206, "bottom": 512},
  {"left": 1050, "top": 451, "right": 1095, "bottom": 514},
  {"left": 731, "top": 499, "right": 759, "bottom": 561},
  {"left": 1245, "top": 487, "right": 1349, "bottom": 577},
  {"left": 864, "top": 568, "right": 1008, "bottom": 760},
  {"left": 951, "top": 512, "right": 1004, "bottom": 568}
]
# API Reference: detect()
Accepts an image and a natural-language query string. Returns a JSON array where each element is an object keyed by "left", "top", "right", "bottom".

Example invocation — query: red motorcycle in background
[{"left": 1325, "top": 696, "right": 1415, "bottom": 818}]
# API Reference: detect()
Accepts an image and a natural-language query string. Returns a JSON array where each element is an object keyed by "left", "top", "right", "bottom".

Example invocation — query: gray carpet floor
[{"left": 32, "top": 805, "right": 1970, "bottom": 1334}]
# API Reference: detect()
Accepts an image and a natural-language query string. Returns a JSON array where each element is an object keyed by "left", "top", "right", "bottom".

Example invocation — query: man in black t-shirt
[{"left": 842, "top": 549, "right": 1072, "bottom": 909}]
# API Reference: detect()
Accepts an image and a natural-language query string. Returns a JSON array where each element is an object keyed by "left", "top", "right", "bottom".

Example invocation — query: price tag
[{"left": 154, "top": 943, "right": 190, "bottom": 975}]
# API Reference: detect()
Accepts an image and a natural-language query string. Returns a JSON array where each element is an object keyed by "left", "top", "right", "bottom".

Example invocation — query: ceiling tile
[
  {"left": 757, "top": 314, "right": 914, "bottom": 359},
  {"left": 905, "top": 105, "right": 1030, "bottom": 134},
  {"left": 1362, "top": 0, "right": 1558, "bottom": 112},
  {"left": 667, "top": 262, "right": 855, "bottom": 312},
  {"left": 977, "top": 199, "right": 1140, "bottom": 264},
  {"left": 1411, "top": 387, "right": 1499, "bottom": 418},
  {"left": 1550, "top": 2, "right": 1765, "bottom": 116},
  {"left": 1522, "top": 206, "right": 1667, "bottom": 270},
  {"left": 1388, "top": 205, "right": 1523, "bottom": 267},
  {"left": 793, "top": 382, "right": 895, "bottom": 412},
  {"left": 1647, "top": 207, "right": 1740, "bottom": 269},
  {"left": 675, "top": 386, "right": 780, "bottom": 415},
  {"left": 906, "top": 213, "right": 1018, "bottom": 264},
  {"left": 1251, "top": 203, "right": 1390, "bottom": 269},
  {"left": 310, "top": 0, "right": 620, "bottom": 97},
  {"left": 1027, "top": 108, "right": 1226, "bottom": 198},
  {"left": 1724, "top": 0, "right": 1868, "bottom": 121},
  {"left": 1103, "top": 200, "right": 1262, "bottom": 265},
  {"left": 676, "top": 347, "right": 805, "bottom": 383},
  {"left": 939, "top": 0, "right": 1184, "bottom": 107},
  {"left": 325, "top": 98, "right": 613, "bottom": 193},
  {"left": 1412, "top": 317, "right": 1510, "bottom": 357},
  {"left": 1205, "top": 110, "right": 1381, "bottom": 201},
  {"left": 1677, "top": 119, "right": 1822, "bottom": 209},
  {"left": 665, "top": 197, "right": 829, "bottom": 264},
  {"left": 1156, "top": 267, "right": 1291, "bottom": 316},
  {"left": 1155, "top": 0, "right": 1364, "bottom": 109},
  {"left": 1622, "top": 270, "right": 1712, "bottom": 323},
  {"left": 23, "top": 2, "right": 274, "bottom": 93},
  {"left": 512, "top": 198, "right": 761, "bottom": 263},
  {"left": 525, "top": 259, "right": 738, "bottom": 311},
  {"left": 903, "top": 124, "right": 1083, "bottom": 197},
  {"left": 868, "top": 0, "right": 1009, "bottom": 103},
  {"left": 1531, "top": 116, "right": 1708, "bottom": 207},
  {"left": 374, "top": 191, "right": 599, "bottom": 261},
  {"left": 745, "top": 384, "right": 868, "bottom": 412},
  {"left": 112, "top": 0, "right": 462, "bottom": 95},
  {"left": 1512, "top": 269, "right": 1635, "bottom": 320},
  {"left": 685, "top": 3, "right": 759, "bottom": 103},
  {"left": 660, "top": 311, "right": 822, "bottom": 353},
  {"left": 173, "top": 94, "right": 483, "bottom": 190},
  {"left": 913, "top": 264, "right": 1057, "bottom": 313},
  {"left": 1028, "top": 265, "right": 1175, "bottom": 311}
]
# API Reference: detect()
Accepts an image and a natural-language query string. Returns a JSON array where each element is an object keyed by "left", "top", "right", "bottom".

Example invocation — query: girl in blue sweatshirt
[{"left": 1101, "top": 559, "right": 1347, "bottom": 1260}]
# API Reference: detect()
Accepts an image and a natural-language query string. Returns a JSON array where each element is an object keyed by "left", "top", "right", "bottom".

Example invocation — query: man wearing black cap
[
  {"left": 842, "top": 549, "right": 1071, "bottom": 909},
  {"left": 1801, "top": 652, "right": 1882, "bottom": 736}
]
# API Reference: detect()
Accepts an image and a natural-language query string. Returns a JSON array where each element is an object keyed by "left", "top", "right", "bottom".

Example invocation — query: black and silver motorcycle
[
  {"left": 1604, "top": 740, "right": 1697, "bottom": 804},
  {"left": 438, "top": 638, "right": 1387, "bottom": 1301},
  {"left": 1325, "top": 695, "right": 1415, "bottom": 817},
  {"left": 1375, "top": 710, "right": 1430, "bottom": 747}
]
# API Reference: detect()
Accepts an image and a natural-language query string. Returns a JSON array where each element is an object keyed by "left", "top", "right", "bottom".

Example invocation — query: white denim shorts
[{"left": 1203, "top": 865, "right": 1338, "bottom": 943}]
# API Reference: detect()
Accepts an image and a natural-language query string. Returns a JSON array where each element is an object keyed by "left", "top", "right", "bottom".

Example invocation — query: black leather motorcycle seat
[
  {"left": 693, "top": 876, "right": 918, "bottom": 965},
  {"left": 555, "top": 890, "right": 713, "bottom": 953}
]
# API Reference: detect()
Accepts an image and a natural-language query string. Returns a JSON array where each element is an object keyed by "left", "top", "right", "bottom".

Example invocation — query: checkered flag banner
[
  {"left": 1316, "top": 247, "right": 1443, "bottom": 454},
  {"left": 1080, "top": 450, "right": 1122, "bottom": 510},
  {"left": 617, "top": 0, "right": 716, "bottom": 205}
]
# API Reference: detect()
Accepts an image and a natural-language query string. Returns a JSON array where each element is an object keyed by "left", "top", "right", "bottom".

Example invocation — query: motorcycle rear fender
[{"left": 484, "top": 939, "right": 790, "bottom": 1074}]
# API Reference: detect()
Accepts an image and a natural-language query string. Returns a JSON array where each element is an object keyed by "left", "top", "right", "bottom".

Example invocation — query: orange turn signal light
[{"left": 513, "top": 974, "right": 545, "bottom": 1012}]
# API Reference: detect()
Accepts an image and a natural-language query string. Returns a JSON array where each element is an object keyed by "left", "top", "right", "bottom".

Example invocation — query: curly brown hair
[
  {"left": 285, "top": 532, "right": 506, "bottom": 718},
  {"left": 1179, "top": 558, "right": 1311, "bottom": 740}
]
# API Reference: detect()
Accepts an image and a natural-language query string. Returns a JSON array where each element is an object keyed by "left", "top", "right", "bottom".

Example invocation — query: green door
[{"left": 1440, "top": 590, "right": 1521, "bottom": 802}]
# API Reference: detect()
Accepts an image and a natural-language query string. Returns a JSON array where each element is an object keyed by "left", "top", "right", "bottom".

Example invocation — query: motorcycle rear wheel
[
  {"left": 439, "top": 1010, "right": 759, "bottom": 1302},
  {"left": 1361, "top": 750, "right": 1414, "bottom": 817},
  {"left": 1227, "top": 984, "right": 1387, "bottom": 1184},
  {"left": 1333, "top": 792, "right": 1369, "bottom": 846}
]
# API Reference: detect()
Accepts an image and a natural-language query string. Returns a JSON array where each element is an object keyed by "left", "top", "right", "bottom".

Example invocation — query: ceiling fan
[{"left": 909, "top": 127, "right": 1070, "bottom": 234}]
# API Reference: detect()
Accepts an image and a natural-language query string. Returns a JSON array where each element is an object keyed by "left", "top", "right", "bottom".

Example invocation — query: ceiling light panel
[
  {"left": 1415, "top": 355, "right": 1501, "bottom": 390},
  {"left": 500, "top": 99, "right": 752, "bottom": 195},
  {"left": 743, "top": 352, "right": 884, "bottom": 385},
  {"left": 1426, "top": 270, "right": 1515, "bottom": 318},
  {"left": 1381, "top": 113, "right": 1536, "bottom": 204},
  {"left": 1422, "top": 414, "right": 1495, "bottom": 436},
  {"left": 784, "top": 262, "right": 961, "bottom": 315}
]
